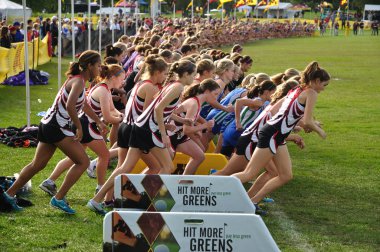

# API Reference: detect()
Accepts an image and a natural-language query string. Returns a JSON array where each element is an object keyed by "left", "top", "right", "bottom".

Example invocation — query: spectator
[
  {"left": 110, "top": 18, "right": 121, "bottom": 31},
  {"left": 353, "top": 21, "right": 358, "bottom": 35},
  {"left": 40, "top": 20, "right": 48, "bottom": 38},
  {"left": 371, "top": 21, "right": 379, "bottom": 36},
  {"left": 0, "top": 26, "right": 12, "bottom": 48},
  {"left": 334, "top": 22, "right": 339, "bottom": 36},
  {"left": 27, "top": 26, "right": 33, "bottom": 41},
  {"left": 62, "top": 18, "right": 71, "bottom": 38},
  {"left": 359, "top": 20, "right": 364, "bottom": 35},
  {"left": 33, "top": 23, "right": 40, "bottom": 38},
  {"left": 12, "top": 21, "right": 24, "bottom": 42},
  {"left": 9, "top": 26, "right": 17, "bottom": 42},
  {"left": 50, "top": 16, "right": 59, "bottom": 56},
  {"left": 83, "top": 18, "right": 90, "bottom": 31}
]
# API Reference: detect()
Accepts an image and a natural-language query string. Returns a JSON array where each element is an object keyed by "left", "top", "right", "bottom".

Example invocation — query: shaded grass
[{"left": 0, "top": 33, "right": 379, "bottom": 251}]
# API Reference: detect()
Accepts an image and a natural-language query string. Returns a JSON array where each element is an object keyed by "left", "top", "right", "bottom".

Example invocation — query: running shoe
[
  {"left": 262, "top": 197, "right": 275, "bottom": 203},
  {"left": 87, "top": 199, "right": 107, "bottom": 216},
  {"left": 103, "top": 200, "right": 114, "bottom": 208},
  {"left": 254, "top": 203, "right": 267, "bottom": 216},
  {"left": 209, "top": 169, "right": 218, "bottom": 175},
  {"left": 86, "top": 159, "right": 97, "bottom": 179},
  {"left": 1, "top": 192, "right": 23, "bottom": 211},
  {"left": 39, "top": 180, "right": 57, "bottom": 196},
  {"left": 50, "top": 197, "right": 75, "bottom": 214}
]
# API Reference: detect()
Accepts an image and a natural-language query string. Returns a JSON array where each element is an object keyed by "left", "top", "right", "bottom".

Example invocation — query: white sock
[{"left": 91, "top": 199, "right": 102, "bottom": 208}]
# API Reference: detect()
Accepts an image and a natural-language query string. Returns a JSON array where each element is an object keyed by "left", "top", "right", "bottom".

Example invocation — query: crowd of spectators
[
  {"left": 0, "top": 14, "right": 317, "bottom": 51},
  {"left": 2, "top": 12, "right": 376, "bottom": 53}
]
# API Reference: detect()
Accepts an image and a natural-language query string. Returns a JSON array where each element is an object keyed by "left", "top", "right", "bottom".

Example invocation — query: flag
[
  {"left": 264, "top": 0, "right": 278, "bottom": 12},
  {"left": 217, "top": 2, "right": 222, "bottom": 9},
  {"left": 246, "top": 0, "right": 257, "bottom": 6},
  {"left": 220, "top": 0, "right": 233, "bottom": 3},
  {"left": 257, "top": 0, "right": 267, "bottom": 6},
  {"left": 236, "top": 0, "right": 245, "bottom": 7},
  {"left": 209, "top": 0, "right": 218, "bottom": 3},
  {"left": 340, "top": 0, "right": 347, "bottom": 6},
  {"left": 186, "top": 1, "right": 192, "bottom": 10}
]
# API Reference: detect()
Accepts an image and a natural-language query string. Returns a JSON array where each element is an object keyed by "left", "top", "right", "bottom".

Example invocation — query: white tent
[
  {"left": 238, "top": 5, "right": 253, "bottom": 17},
  {"left": 0, "top": 0, "right": 31, "bottom": 20},
  {"left": 255, "top": 2, "right": 293, "bottom": 18},
  {"left": 363, "top": 4, "right": 380, "bottom": 21}
]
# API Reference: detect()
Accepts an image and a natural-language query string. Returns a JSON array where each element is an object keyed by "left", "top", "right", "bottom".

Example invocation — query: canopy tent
[
  {"left": 256, "top": 2, "right": 293, "bottom": 11},
  {"left": 0, "top": 0, "right": 31, "bottom": 20},
  {"left": 115, "top": 1, "right": 136, "bottom": 7},
  {"left": 97, "top": 7, "right": 136, "bottom": 15},
  {"left": 364, "top": 4, "right": 380, "bottom": 11},
  {"left": 238, "top": 5, "right": 252, "bottom": 12},
  {"left": 255, "top": 2, "right": 293, "bottom": 18},
  {"left": 289, "top": 4, "right": 310, "bottom": 11},
  {"left": 238, "top": 5, "right": 253, "bottom": 17},
  {"left": 363, "top": 4, "right": 380, "bottom": 21},
  {"left": 115, "top": 0, "right": 148, "bottom": 7}
]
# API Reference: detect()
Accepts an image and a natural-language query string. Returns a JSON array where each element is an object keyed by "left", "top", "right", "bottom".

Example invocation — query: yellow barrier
[
  {"left": 133, "top": 152, "right": 228, "bottom": 175},
  {"left": 206, "top": 140, "right": 216, "bottom": 153},
  {"left": 0, "top": 35, "right": 51, "bottom": 83},
  {"left": 0, "top": 47, "right": 10, "bottom": 82},
  {"left": 242, "top": 18, "right": 316, "bottom": 24},
  {"left": 38, "top": 35, "right": 52, "bottom": 65}
]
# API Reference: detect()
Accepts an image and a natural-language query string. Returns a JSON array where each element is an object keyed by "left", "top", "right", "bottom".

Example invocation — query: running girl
[
  {"left": 1, "top": 51, "right": 107, "bottom": 214},
  {"left": 87, "top": 60, "right": 197, "bottom": 215},
  {"left": 168, "top": 79, "right": 220, "bottom": 174},
  {"left": 233, "top": 61, "right": 330, "bottom": 211},
  {"left": 39, "top": 64, "right": 125, "bottom": 196}
]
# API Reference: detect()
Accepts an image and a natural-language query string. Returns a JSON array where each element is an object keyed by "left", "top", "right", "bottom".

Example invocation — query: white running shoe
[{"left": 86, "top": 159, "right": 97, "bottom": 179}]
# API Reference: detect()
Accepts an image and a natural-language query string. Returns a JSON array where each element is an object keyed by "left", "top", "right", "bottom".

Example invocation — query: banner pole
[
  {"left": 71, "top": 0, "right": 75, "bottom": 61},
  {"left": 99, "top": 0, "right": 102, "bottom": 54},
  {"left": 173, "top": 2, "right": 175, "bottom": 19},
  {"left": 191, "top": 0, "right": 194, "bottom": 24},
  {"left": 222, "top": 2, "right": 224, "bottom": 25},
  {"left": 111, "top": 0, "right": 115, "bottom": 44},
  {"left": 88, "top": 0, "right": 91, "bottom": 50},
  {"left": 234, "top": 0, "right": 236, "bottom": 20},
  {"left": 23, "top": 0, "right": 30, "bottom": 127},
  {"left": 58, "top": 0, "right": 62, "bottom": 89},
  {"left": 124, "top": 0, "right": 127, "bottom": 35}
]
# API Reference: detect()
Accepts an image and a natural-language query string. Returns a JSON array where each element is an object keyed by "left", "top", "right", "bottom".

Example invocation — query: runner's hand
[
  {"left": 74, "top": 127, "right": 83, "bottom": 142},
  {"left": 162, "top": 135, "right": 171, "bottom": 149}
]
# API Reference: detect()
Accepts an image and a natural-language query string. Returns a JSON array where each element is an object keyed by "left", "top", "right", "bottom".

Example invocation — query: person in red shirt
[{"left": 27, "top": 26, "right": 33, "bottom": 41}]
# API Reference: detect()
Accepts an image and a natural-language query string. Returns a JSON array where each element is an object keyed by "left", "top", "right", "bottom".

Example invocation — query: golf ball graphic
[
  {"left": 154, "top": 200, "right": 168, "bottom": 211},
  {"left": 154, "top": 244, "right": 170, "bottom": 252}
]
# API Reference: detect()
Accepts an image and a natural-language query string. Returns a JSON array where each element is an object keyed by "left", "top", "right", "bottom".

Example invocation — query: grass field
[{"left": 0, "top": 32, "right": 379, "bottom": 251}]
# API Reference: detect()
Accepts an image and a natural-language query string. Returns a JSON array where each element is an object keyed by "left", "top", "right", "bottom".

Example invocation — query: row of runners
[{"left": 0, "top": 25, "right": 330, "bottom": 215}]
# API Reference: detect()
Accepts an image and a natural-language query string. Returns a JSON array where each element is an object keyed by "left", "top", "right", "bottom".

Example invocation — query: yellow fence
[
  {"left": 133, "top": 152, "right": 228, "bottom": 175},
  {"left": 0, "top": 34, "right": 51, "bottom": 83}
]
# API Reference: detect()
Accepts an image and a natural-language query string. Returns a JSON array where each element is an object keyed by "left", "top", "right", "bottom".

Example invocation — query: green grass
[{"left": 1, "top": 32, "right": 380, "bottom": 251}]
